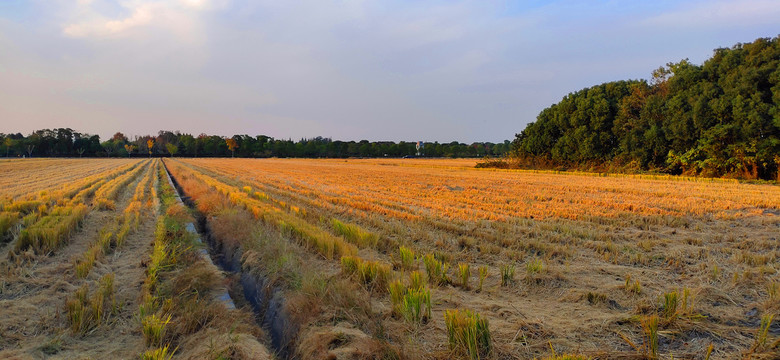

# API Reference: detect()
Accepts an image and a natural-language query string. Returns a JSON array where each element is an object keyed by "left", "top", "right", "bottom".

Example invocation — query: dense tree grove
[
  {"left": 0, "top": 130, "right": 510, "bottom": 159},
  {"left": 512, "top": 36, "right": 780, "bottom": 180}
]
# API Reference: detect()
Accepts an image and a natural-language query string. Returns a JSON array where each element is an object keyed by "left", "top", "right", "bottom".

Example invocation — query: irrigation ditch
[{"left": 162, "top": 162, "right": 295, "bottom": 359}]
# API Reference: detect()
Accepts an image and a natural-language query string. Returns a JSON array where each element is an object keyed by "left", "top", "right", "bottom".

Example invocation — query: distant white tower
[{"left": 416, "top": 141, "right": 424, "bottom": 156}]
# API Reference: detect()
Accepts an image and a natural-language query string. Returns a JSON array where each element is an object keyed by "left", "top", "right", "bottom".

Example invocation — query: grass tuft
[
  {"left": 477, "top": 265, "right": 488, "bottom": 292},
  {"left": 624, "top": 274, "right": 641, "bottom": 294},
  {"left": 642, "top": 315, "right": 659, "bottom": 359},
  {"left": 444, "top": 309, "right": 491, "bottom": 360},
  {"left": 500, "top": 264, "right": 515, "bottom": 286},
  {"left": 141, "top": 313, "right": 172, "bottom": 348},
  {"left": 340, "top": 255, "right": 390, "bottom": 291},
  {"left": 458, "top": 263, "right": 471, "bottom": 290},
  {"left": 141, "top": 344, "right": 175, "bottom": 360},
  {"left": 423, "top": 253, "right": 449, "bottom": 286},
  {"left": 399, "top": 246, "right": 415, "bottom": 270},
  {"left": 754, "top": 313, "right": 774, "bottom": 350},
  {"left": 331, "top": 218, "right": 378, "bottom": 248}
]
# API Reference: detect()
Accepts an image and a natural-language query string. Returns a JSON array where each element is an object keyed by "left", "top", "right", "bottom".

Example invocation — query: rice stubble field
[{"left": 1, "top": 157, "right": 779, "bottom": 359}]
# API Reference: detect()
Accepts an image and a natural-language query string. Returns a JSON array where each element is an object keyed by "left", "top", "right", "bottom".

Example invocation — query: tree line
[
  {"left": 503, "top": 36, "right": 780, "bottom": 180},
  {"left": 0, "top": 129, "right": 511, "bottom": 159}
]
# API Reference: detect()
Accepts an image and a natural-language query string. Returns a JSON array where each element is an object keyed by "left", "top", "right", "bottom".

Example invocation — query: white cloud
[{"left": 62, "top": 0, "right": 221, "bottom": 40}]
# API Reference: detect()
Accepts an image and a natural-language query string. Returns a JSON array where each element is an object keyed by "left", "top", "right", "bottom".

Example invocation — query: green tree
[{"left": 165, "top": 143, "right": 178, "bottom": 157}]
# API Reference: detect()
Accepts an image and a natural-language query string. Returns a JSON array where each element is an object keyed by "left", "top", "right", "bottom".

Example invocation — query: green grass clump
[
  {"left": 340, "top": 255, "right": 360, "bottom": 274},
  {"left": 766, "top": 281, "right": 778, "bottom": 303},
  {"left": 389, "top": 278, "right": 432, "bottom": 324},
  {"left": 389, "top": 280, "right": 406, "bottom": 315},
  {"left": 331, "top": 218, "right": 378, "bottom": 248},
  {"left": 586, "top": 292, "right": 607, "bottom": 304},
  {"left": 423, "top": 253, "right": 449, "bottom": 285},
  {"left": 477, "top": 266, "right": 488, "bottom": 292},
  {"left": 525, "top": 258, "right": 544, "bottom": 276},
  {"left": 141, "top": 344, "right": 175, "bottom": 360},
  {"left": 458, "top": 263, "right": 471, "bottom": 290},
  {"left": 142, "top": 313, "right": 172, "bottom": 347},
  {"left": 402, "top": 286, "right": 432, "bottom": 323},
  {"left": 65, "top": 273, "right": 116, "bottom": 334},
  {"left": 661, "top": 287, "right": 695, "bottom": 320},
  {"left": 662, "top": 291, "right": 678, "bottom": 319},
  {"left": 16, "top": 204, "right": 89, "bottom": 254},
  {"left": 444, "top": 309, "right": 491, "bottom": 360},
  {"left": 0, "top": 211, "right": 20, "bottom": 241},
  {"left": 5, "top": 200, "right": 42, "bottom": 214},
  {"left": 340, "top": 255, "right": 390, "bottom": 290},
  {"left": 409, "top": 270, "right": 426, "bottom": 290},
  {"left": 399, "top": 246, "right": 415, "bottom": 270},
  {"left": 500, "top": 264, "right": 515, "bottom": 286},
  {"left": 641, "top": 315, "right": 659, "bottom": 359},
  {"left": 624, "top": 274, "right": 641, "bottom": 294},
  {"left": 754, "top": 313, "right": 774, "bottom": 350}
]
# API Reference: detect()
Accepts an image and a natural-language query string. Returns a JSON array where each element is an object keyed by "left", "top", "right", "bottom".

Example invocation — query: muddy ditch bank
[{"left": 162, "top": 163, "right": 296, "bottom": 358}]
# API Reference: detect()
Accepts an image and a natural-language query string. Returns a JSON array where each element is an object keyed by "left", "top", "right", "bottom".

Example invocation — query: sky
[{"left": 0, "top": 1, "right": 778, "bottom": 142}]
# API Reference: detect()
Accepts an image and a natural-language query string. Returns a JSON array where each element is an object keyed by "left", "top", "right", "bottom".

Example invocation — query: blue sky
[{"left": 0, "top": 1, "right": 778, "bottom": 142}]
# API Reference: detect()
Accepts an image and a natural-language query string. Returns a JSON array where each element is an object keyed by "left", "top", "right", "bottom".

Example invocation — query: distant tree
[
  {"left": 25, "top": 144, "right": 35, "bottom": 158},
  {"left": 226, "top": 138, "right": 238, "bottom": 158},
  {"left": 101, "top": 141, "right": 115, "bottom": 157},
  {"left": 77, "top": 148, "right": 85, "bottom": 158},
  {"left": 124, "top": 144, "right": 136, "bottom": 156},
  {"left": 165, "top": 143, "right": 178, "bottom": 157},
  {"left": 4, "top": 138, "right": 16, "bottom": 157},
  {"left": 112, "top": 132, "right": 128, "bottom": 143},
  {"left": 510, "top": 36, "right": 780, "bottom": 179},
  {"left": 147, "top": 139, "right": 154, "bottom": 158}
]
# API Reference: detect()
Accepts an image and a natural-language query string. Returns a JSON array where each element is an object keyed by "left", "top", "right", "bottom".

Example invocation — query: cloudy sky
[{"left": 0, "top": 1, "right": 778, "bottom": 142}]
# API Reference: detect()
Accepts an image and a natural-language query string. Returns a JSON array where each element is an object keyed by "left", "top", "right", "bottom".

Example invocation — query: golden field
[
  {"left": 1, "top": 157, "right": 778, "bottom": 359},
  {"left": 168, "top": 158, "right": 780, "bottom": 359}
]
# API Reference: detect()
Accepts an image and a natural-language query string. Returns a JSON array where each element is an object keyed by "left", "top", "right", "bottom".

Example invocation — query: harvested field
[
  {"left": 166, "top": 157, "right": 780, "bottom": 359},
  {"left": 0, "top": 159, "right": 271, "bottom": 359},
  {"left": 1, "top": 157, "right": 778, "bottom": 359}
]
